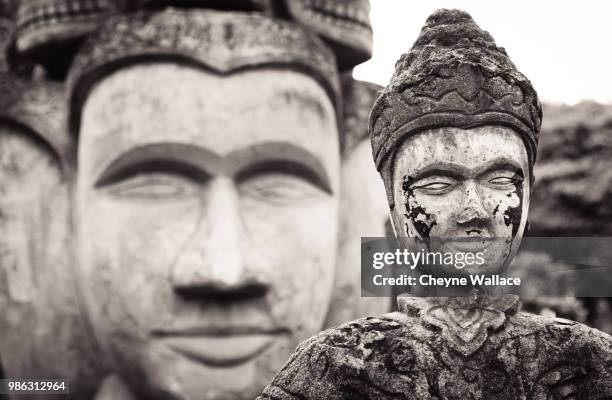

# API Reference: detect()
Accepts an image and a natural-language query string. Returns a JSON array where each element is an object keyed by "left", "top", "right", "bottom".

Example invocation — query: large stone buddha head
[
  {"left": 369, "top": 9, "right": 542, "bottom": 278},
  {"left": 67, "top": 10, "right": 341, "bottom": 399}
]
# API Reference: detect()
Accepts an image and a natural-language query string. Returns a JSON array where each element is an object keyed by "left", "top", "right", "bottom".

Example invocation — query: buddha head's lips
[
  {"left": 66, "top": 9, "right": 341, "bottom": 140},
  {"left": 369, "top": 9, "right": 542, "bottom": 208}
]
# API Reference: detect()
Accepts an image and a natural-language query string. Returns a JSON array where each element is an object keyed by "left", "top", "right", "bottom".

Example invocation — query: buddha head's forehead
[
  {"left": 68, "top": 8, "right": 340, "bottom": 142},
  {"left": 79, "top": 63, "right": 339, "bottom": 184}
]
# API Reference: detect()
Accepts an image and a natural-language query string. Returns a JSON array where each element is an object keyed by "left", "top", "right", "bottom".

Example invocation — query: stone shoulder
[
  {"left": 258, "top": 311, "right": 612, "bottom": 399},
  {"left": 257, "top": 314, "right": 432, "bottom": 400},
  {"left": 510, "top": 310, "right": 612, "bottom": 351}
]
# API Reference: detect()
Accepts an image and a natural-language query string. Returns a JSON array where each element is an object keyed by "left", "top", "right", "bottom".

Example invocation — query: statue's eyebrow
[
  {"left": 408, "top": 163, "right": 469, "bottom": 182},
  {"left": 474, "top": 158, "right": 524, "bottom": 177},
  {"left": 94, "top": 143, "right": 222, "bottom": 187},
  {"left": 228, "top": 142, "right": 332, "bottom": 194},
  {"left": 94, "top": 141, "right": 332, "bottom": 194},
  {"left": 408, "top": 158, "right": 524, "bottom": 184}
]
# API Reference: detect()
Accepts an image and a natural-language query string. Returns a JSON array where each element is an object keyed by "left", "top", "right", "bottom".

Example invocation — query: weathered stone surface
[
  {"left": 259, "top": 297, "right": 612, "bottom": 399},
  {"left": 12, "top": 0, "right": 372, "bottom": 77},
  {"left": 369, "top": 9, "right": 542, "bottom": 208},
  {"left": 0, "top": 76, "right": 103, "bottom": 398},
  {"left": 67, "top": 9, "right": 340, "bottom": 136},
  {"left": 3, "top": 3, "right": 382, "bottom": 397},
  {"left": 139, "top": 0, "right": 373, "bottom": 70},
  {"left": 282, "top": 0, "right": 372, "bottom": 70},
  {"left": 58, "top": 9, "right": 351, "bottom": 399},
  {"left": 0, "top": 0, "right": 13, "bottom": 73},
  {"left": 13, "top": 0, "right": 120, "bottom": 77},
  {"left": 259, "top": 9, "right": 612, "bottom": 399}
]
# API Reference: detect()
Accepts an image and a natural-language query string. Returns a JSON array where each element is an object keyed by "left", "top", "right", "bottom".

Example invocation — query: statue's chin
[
  {"left": 107, "top": 336, "right": 289, "bottom": 400},
  {"left": 409, "top": 236, "right": 520, "bottom": 279}
]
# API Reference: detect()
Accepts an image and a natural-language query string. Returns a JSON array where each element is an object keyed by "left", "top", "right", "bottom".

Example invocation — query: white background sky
[{"left": 354, "top": 1, "right": 612, "bottom": 105}]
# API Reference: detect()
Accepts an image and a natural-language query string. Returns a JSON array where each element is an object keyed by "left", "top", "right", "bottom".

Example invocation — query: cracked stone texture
[
  {"left": 11, "top": 0, "right": 372, "bottom": 77},
  {"left": 258, "top": 296, "right": 612, "bottom": 399},
  {"left": 0, "top": 77, "right": 103, "bottom": 398}
]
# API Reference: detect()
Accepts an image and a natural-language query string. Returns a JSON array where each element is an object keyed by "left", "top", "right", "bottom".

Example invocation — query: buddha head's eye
[
  {"left": 106, "top": 172, "right": 198, "bottom": 200},
  {"left": 96, "top": 160, "right": 207, "bottom": 201}
]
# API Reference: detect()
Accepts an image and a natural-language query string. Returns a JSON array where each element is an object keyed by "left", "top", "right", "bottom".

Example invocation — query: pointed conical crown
[{"left": 369, "top": 9, "right": 542, "bottom": 207}]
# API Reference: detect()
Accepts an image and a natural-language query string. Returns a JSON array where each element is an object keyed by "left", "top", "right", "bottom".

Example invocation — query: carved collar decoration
[{"left": 398, "top": 294, "right": 520, "bottom": 357}]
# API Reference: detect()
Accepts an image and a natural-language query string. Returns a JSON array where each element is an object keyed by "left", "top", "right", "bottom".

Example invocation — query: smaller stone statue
[{"left": 258, "top": 9, "right": 612, "bottom": 399}]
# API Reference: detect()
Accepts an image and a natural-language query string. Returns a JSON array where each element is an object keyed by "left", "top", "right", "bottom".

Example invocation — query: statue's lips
[
  {"left": 154, "top": 328, "right": 289, "bottom": 368},
  {"left": 444, "top": 237, "right": 495, "bottom": 252}
]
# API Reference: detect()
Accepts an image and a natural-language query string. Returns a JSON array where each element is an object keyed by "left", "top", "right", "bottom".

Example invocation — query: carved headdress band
[
  {"left": 67, "top": 9, "right": 340, "bottom": 138},
  {"left": 369, "top": 9, "right": 542, "bottom": 207},
  {"left": 13, "top": 0, "right": 371, "bottom": 76}
]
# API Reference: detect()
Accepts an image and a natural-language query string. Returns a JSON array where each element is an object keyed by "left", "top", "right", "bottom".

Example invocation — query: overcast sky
[{"left": 354, "top": 1, "right": 612, "bottom": 105}]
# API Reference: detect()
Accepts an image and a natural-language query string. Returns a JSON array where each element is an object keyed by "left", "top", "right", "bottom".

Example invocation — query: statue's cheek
[
  {"left": 403, "top": 196, "right": 438, "bottom": 239},
  {"left": 492, "top": 189, "right": 523, "bottom": 237}
]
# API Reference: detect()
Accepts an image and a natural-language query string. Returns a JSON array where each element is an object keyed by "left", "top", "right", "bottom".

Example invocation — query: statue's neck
[
  {"left": 396, "top": 293, "right": 520, "bottom": 357},
  {"left": 397, "top": 292, "right": 520, "bottom": 316},
  {"left": 406, "top": 268, "right": 508, "bottom": 298}
]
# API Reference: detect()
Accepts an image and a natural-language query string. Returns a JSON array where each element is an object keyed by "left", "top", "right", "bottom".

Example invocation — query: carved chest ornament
[{"left": 398, "top": 295, "right": 520, "bottom": 357}]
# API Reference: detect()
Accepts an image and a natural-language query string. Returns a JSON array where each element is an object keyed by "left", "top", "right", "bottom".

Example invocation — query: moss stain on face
[
  {"left": 502, "top": 173, "right": 524, "bottom": 237},
  {"left": 402, "top": 175, "right": 437, "bottom": 238}
]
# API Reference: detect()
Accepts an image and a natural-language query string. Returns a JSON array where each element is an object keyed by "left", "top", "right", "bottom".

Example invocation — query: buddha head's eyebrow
[
  {"left": 94, "top": 141, "right": 333, "bottom": 193},
  {"left": 228, "top": 142, "right": 333, "bottom": 194},
  {"left": 94, "top": 143, "right": 222, "bottom": 187}
]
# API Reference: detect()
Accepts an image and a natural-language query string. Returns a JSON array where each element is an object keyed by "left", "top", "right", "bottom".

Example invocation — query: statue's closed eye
[
  {"left": 485, "top": 172, "right": 523, "bottom": 189},
  {"left": 488, "top": 176, "right": 515, "bottom": 186},
  {"left": 410, "top": 176, "right": 457, "bottom": 194},
  {"left": 240, "top": 172, "right": 324, "bottom": 204},
  {"left": 415, "top": 182, "right": 452, "bottom": 191},
  {"left": 105, "top": 172, "right": 198, "bottom": 200}
]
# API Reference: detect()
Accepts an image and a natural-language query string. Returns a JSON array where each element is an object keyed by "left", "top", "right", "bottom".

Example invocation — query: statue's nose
[
  {"left": 171, "top": 176, "right": 268, "bottom": 301},
  {"left": 456, "top": 181, "right": 489, "bottom": 227}
]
